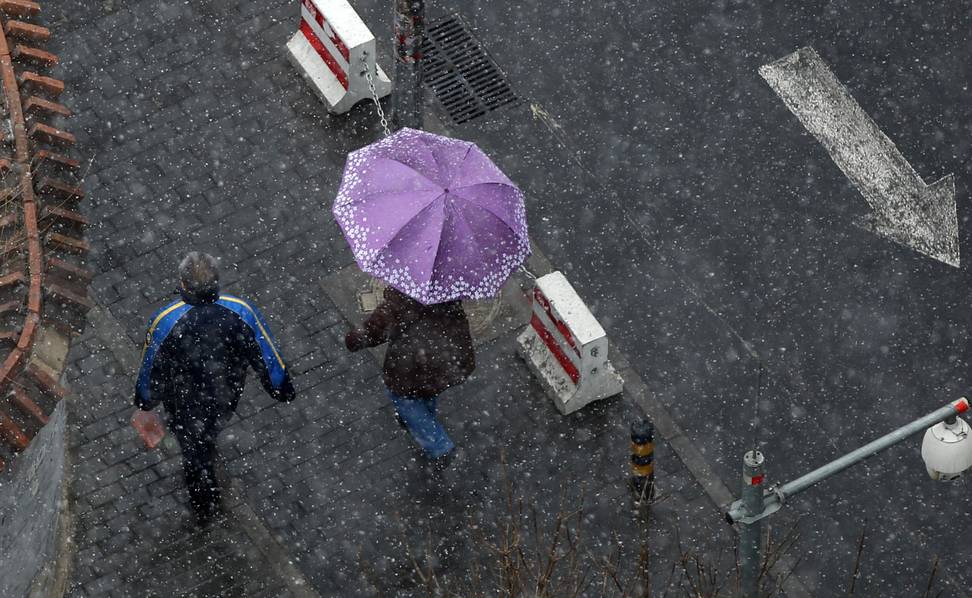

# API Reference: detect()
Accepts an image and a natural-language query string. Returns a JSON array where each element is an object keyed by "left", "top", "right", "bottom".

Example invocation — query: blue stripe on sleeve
[
  {"left": 216, "top": 296, "right": 287, "bottom": 389},
  {"left": 135, "top": 301, "right": 193, "bottom": 407}
]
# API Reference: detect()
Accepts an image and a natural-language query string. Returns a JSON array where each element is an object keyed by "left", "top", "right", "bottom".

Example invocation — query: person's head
[{"left": 178, "top": 252, "right": 220, "bottom": 303}]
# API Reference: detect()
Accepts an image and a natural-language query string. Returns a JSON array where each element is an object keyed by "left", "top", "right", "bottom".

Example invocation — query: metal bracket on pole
[
  {"left": 725, "top": 397, "right": 970, "bottom": 528},
  {"left": 726, "top": 486, "right": 785, "bottom": 525}
]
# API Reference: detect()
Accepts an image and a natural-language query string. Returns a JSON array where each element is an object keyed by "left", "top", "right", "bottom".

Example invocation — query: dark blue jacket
[{"left": 134, "top": 290, "right": 295, "bottom": 421}]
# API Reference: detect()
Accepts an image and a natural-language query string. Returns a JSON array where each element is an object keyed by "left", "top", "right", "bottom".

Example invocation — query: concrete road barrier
[
  {"left": 517, "top": 271, "right": 623, "bottom": 414},
  {"left": 286, "top": 0, "right": 391, "bottom": 115}
]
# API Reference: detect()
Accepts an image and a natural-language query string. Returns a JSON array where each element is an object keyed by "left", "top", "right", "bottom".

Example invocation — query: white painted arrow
[{"left": 760, "top": 47, "right": 959, "bottom": 267}]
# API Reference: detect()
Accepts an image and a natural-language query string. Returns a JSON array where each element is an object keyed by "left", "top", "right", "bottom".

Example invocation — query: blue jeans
[{"left": 386, "top": 390, "right": 455, "bottom": 459}]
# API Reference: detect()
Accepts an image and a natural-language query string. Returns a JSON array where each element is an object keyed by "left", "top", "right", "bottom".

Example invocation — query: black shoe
[
  {"left": 192, "top": 503, "right": 224, "bottom": 528},
  {"left": 193, "top": 511, "right": 215, "bottom": 528},
  {"left": 195, "top": 510, "right": 225, "bottom": 529}
]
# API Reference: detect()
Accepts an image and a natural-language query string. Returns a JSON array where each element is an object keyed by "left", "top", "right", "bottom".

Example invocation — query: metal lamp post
[
  {"left": 393, "top": 0, "right": 425, "bottom": 129},
  {"left": 737, "top": 449, "right": 765, "bottom": 595},
  {"left": 726, "top": 397, "right": 971, "bottom": 598}
]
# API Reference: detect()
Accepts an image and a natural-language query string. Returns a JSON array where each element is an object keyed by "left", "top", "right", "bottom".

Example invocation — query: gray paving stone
[
  {"left": 124, "top": 448, "right": 165, "bottom": 473},
  {"left": 87, "top": 482, "right": 126, "bottom": 508},
  {"left": 79, "top": 525, "right": 110, "bottom": 551},
  {"left": 83, "top": 573, "right": 121, "bottom": 596}
]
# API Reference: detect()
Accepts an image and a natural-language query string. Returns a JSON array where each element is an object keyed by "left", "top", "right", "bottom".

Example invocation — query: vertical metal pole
[
  {"left": 739, "top": 450, "right": 765, "bottom": 598},
  {"left": 393, "top": 0, "right": 425, "bottom": 129}
]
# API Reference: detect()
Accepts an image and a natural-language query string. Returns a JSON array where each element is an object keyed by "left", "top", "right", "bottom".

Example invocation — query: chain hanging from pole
[{"left": 365, "top": 65, "right": 391, "bottom": 137}]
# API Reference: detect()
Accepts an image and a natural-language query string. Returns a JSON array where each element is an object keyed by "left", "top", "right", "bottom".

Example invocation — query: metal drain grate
[{"left": 421, "top": 15, "right": 521, "bottom": 125}]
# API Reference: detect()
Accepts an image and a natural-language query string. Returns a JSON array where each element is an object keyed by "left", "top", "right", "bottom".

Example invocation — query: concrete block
[
  {"left": 516, "top": 271, "right": 623, "bottom": 414},
  {"left": 285, "top": 0, "right": 390, "bottom": 115}
]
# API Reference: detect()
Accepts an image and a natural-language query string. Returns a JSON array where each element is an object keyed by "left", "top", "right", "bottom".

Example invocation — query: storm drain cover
[{"left": 421, "top": 15, "right": 521, "bottom": 124}]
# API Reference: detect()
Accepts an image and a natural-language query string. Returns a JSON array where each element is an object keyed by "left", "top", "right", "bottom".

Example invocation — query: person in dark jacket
[
  {"left": 346, "top": 287, "right": 475, "bottom": 461},
  {"left": 134, "top": 252, "right": 295, "bottom": 525}
]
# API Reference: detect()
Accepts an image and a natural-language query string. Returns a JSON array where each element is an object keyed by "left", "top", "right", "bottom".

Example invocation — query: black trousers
[{"left": 169, "top": 416, "right": 224, "bottom": 518}]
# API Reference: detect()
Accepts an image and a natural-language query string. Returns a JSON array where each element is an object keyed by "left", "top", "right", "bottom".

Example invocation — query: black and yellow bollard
[{"left": 630, "top": 419, "right": 655, "bottom": 503}]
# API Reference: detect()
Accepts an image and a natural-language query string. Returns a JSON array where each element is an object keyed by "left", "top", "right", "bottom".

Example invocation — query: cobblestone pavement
[{"left": 49, "top": 0, "right": 738, "bottom": 596}]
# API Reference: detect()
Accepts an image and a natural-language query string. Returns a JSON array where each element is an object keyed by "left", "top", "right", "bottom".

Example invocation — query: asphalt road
[{"left": 351, "top": 0, "right": 972, "bottom": 595}]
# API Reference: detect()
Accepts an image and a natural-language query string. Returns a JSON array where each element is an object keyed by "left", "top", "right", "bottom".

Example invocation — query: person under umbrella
[
  {"left": 345, "top": 286, "right": 474, "bottom": 461},
  {"left": 335, "top": 128, "right": 530, "bottom": 463}
]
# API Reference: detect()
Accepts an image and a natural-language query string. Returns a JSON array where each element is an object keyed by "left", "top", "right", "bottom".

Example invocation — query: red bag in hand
[{"left": 131, "top": 410, "right": 165, "bottom": 449}]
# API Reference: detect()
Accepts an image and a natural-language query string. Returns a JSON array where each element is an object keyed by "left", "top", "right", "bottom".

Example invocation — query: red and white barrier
[
  {"left": 286, "top": 0, "right": 391, "bottom": 114},
  {"left": 517, "top": 271, "right": 623, "bottom": 414}
]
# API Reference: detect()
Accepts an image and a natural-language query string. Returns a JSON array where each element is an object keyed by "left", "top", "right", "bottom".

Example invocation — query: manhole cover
[
  {"left": 357, "top": 278, "right": 502, "bottom": 337},
  {"left": 421, "top": 14, "right": 521, "bottom": 125}
]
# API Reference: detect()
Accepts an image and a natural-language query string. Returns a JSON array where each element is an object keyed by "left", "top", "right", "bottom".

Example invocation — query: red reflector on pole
[{"left": 954, "top": 398, "right": 969, "bottom": 414}]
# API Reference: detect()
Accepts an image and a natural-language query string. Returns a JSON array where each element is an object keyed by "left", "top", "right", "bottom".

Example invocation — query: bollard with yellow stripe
[{"left": 630, "top": 419, "right": 655, "bottom": 502}]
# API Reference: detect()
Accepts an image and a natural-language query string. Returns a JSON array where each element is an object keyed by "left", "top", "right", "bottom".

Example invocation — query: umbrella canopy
[{"left": 334, "top": 128, "right": 530, "bottom": 304}]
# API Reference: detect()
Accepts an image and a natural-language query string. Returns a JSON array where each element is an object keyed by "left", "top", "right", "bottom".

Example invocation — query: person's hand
[
  {"left": 272, "top": 377, "right": 297, "bottom": 403},
  {"left": 345, "top": 329, "right": 364, "bottom": 352}
]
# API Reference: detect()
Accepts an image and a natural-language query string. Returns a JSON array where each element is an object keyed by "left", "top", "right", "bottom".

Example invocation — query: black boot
[{"left": 193, "top": 501, "right": 224, "bottom": 528}]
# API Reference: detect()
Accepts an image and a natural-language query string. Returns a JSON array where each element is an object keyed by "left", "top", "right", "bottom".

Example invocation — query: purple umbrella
[{"left": 333, "top": 128, "right": 530, "bottom": 304}]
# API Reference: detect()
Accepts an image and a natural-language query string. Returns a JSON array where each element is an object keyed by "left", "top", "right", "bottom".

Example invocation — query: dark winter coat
[
  {"left": 345, "top": 287, "right": 475, "bottom": 398},
  {"left": 134, "top": 288, "right": 295, "bottom": 423}
]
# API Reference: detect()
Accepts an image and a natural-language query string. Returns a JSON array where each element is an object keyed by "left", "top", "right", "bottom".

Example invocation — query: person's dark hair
[{"left": 179, "top": 252, "right": 219, "bottom": 301}]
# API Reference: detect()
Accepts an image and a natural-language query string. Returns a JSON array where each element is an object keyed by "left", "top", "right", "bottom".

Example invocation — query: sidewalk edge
[{"left": 611, "top": 352, "right": 814, "bottom": 598}]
